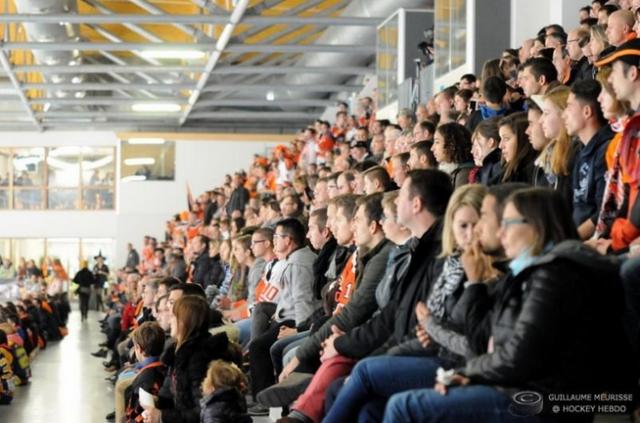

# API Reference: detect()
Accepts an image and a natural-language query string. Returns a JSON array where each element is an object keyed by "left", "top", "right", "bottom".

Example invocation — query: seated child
[
  {"left": 124, "top": 322, "right": 167, "bottom": 423},
  {"left": 200, "top": 359, "right": 251, "bottom": 423}
]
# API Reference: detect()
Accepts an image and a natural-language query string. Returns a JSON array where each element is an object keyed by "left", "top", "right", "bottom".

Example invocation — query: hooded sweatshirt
[{"left": 274, "top": 246, "right": 319, "bottom": 329}]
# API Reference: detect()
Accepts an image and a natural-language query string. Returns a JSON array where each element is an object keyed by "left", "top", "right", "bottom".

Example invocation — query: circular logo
[{"left": 509, "top": 391, "right": 544, "bottom": 417}]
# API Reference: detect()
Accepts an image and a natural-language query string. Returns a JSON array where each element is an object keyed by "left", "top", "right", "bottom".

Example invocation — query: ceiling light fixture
[
  {"left": 124, "top": 157, "right": 155, "bottom": 166},
  {"left": 266, "top": 91, "right": 275, "bottom": 101},
  {"left": 127, "top": 138, "right": 165, "bottom": 145},
  {"left": 131, "top": 103, "right": 181, "bottom": 113},
  {"left": 140, "top": 50, "right": 206, "bottom": 60}
]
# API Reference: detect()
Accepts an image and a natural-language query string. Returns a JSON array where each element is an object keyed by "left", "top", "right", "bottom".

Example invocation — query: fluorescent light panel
[
  {"left": 124, "top": 157, "right": 155, "bottom": 166},
  {"left": 132, "top": 103, "right": 181, "bottom": 112},
  {"left": 127, "top": 138, "right": 165, "bottom": 145},
  {"left": 140, "top": 50, "right": 206, "bottom": 60}
]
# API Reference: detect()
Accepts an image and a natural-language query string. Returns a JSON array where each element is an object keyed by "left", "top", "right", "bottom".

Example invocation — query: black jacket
[
  {"left": 200, "top": 387, "right": 251, "bottom": 423},
  {"left": 191, "top": 252, "right": 223, "bottom": 288},
  {"left": 477, "top": 148, "right": 503, "bottom": 186},
  {"left": 226, "top": 186, "right": 249, "bottom": 216},
  {"left": 572, "top": 56, "right": 592, "bottom": 83},
  {"left": 157, "top": 331, "right": 240, "bottom": 423},
  {"left": 334, "top": 220, "right": 443, "bottom": 359},
  {"left": 126, "top": 249, "right": 140, "bottom": 269},
  {"left": 312, "top": 237, "right": 337, "bottom": 300},
  {"left": 461, "top": 241, "right": 635, "bottom": 396},
  {"left": 572, "top": 125, "right": 612, "bottom": 227},
  {"left": 72, "top": 268, "right": 94, "bottom": 290},
  {"left": 502, "top": 154, "right": 536, "bottom": 184},
  {"left": 297, "top": 239, "right": 392, "bottom": 363}
]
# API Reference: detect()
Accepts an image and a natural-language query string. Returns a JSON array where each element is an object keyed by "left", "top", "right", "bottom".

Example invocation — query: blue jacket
[{"left": 572, "top": 125, "right": 613, "bottom": 226}]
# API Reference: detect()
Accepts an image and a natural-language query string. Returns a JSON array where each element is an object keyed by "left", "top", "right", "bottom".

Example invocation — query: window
[
  {"left": 377, "top": 14, "right": 400, "bottom": 108},
  {"left": 121, "top": 139, "right": 175, "bottom": 181},
  {"left": 0, "top": 238, "right": 115, "bottom": 280},
  {"left": 0, "top": 147, "right": 116, "bottom": 210},
  {"left": 435, "top": 0, "right": 467, "bottom": 79}
]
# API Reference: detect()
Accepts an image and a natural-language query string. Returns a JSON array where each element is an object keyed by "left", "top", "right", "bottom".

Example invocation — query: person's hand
[
  {"left": 278, "top": 326, "right": 297, "bottom": 340},
  {"left": 416, "top": 324, "right": 431, "bottom": 348},
  {"left": 434, "top": 373, "right": 470, "bottom": 395},
  {"left": 415, "top": 301, "right": 430, "bottom": 323},
  {"left": 142, "top": 408, "right": 161, "bottom": 423},
  {"left": 461, "top": 240, "right": 489, "bottom": 283},
  {"left": 320, "top": 325, "right": 344, "bottom": 362},
  {"left": 279, "top": 356, "right": 300, "bottom": 383},
  {"left": 595, "top": 239, "right": 612, "bottom": 255}
]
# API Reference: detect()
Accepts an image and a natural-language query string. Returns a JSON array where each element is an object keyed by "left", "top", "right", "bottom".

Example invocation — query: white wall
[
  {"left": 116, "top": 139, "right": 280, "bottom": 266},
  {"left": 511, "top": 0, "right": 583, "bottom": 48},
  {"left": 0, "top": 131, "right": 281, "bottom": 266}
]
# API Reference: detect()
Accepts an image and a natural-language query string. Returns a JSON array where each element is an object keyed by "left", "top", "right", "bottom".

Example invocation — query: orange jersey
[{"left": 334, "top": 251, "right": 357, "bottom": 314}]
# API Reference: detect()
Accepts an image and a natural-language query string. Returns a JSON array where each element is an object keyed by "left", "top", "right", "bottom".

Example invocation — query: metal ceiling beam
[
  {"left": 188, "top": 111, "right": 319, "bottom": 120},
  {"left": 127, "top": 0, "right": 204, "bottom": 39},
  {"left": 209, "top": 65, "right": 370, "bottom": 75},
  {"left": 193, "top": 98, "right": 334, "bottom": 108},
  {"left": 13, "top": 64, "right": 204, "bottom": 73},
  {"left": 29, "top": 97, "right": 189, "bottom": 105},
  {"left": 0, "top": 14, "right": 380, "bottom": 26},
  {"left": 1, "top": 42, "right": 374, "bottom": 54},
  {"left": 82, "top": 0, "right": 163, "bottom": 43},
  {"left": 12, "top": 64, "right": 370, "bottom": 75},
  {"left": 180, "top": 0, "right": 248, "bottom": 125},
  {"left": 23, "top": 82, "right": 193, "bottom": 90},
  {"left": 35, "top": 111, "right": 181, "bottom": 118},
  {"left": 201, "top": 83, "right": 362, "bottom": 92},
  {"left": 0, "top": 51, "right": 41, "bottom": 130}
]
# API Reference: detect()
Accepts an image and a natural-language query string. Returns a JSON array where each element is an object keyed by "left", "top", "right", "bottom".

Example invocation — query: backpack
[{"left": 9, "top": 342, "right": 31, "bottom": 385}]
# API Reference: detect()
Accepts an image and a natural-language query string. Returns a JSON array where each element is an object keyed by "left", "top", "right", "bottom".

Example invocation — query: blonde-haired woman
[
  {"left": 323, "top": 184, "right": 490, "bottom": 423},
  {"left": 536, "top": 85, "right": 579, "bottom": 206}
]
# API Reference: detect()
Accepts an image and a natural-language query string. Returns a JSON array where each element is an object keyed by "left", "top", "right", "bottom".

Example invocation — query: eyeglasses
[
  {"left": 273, "top": 233, "right": 290, "bottom": 239},
  {"left": 251, "top": 240, "right": 267, "bottom": 246},
  {"left": 501, "top": 217, "right": 528, "bottom": 228}
]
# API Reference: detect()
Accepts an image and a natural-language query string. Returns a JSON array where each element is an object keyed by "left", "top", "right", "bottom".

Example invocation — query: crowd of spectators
[{"left": 31, "top": 0, "right": 640, "bottom": 421}]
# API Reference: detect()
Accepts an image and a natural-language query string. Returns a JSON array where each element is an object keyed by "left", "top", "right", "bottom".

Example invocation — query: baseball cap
[{"left": 595, "top": 38, "right": 640, "bottom": 68}]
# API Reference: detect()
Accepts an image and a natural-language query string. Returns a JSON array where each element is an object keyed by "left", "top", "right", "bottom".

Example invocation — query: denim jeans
[
  {"left": 322, "top": 355, "right": 443, "bottom": 423},
  {"left": 383, "top": 385, "right": 540, "bottom": 423},
  {"left": 270, "top": 330, "right": 309, "bottom": 375},
  {"left": 235, "top": 317, "right": 252, "bottom": 349}
]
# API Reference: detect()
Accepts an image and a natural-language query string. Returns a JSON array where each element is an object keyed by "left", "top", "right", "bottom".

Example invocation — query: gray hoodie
[{"left": 274, "top": 246, "right": 319, "bottom": 327}]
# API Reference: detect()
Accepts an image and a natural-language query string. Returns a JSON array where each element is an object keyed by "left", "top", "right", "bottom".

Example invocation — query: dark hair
[
  {"left": 356, "top": 192, "right": 384, "bottom": 225},
  {"left": 392, "top": 152, "right": 410, "bottom": 167},
  {"left": 474, "top": 117, "right": 501, "bottom": 143},
  {"left": 580, "top": 5, "right": 591, "bottom": 13},
  {"left": 352, "top": 160, "right": 378, "bottom": 173},
  {"left": 253, "top": 227, "right": 274, "bottom": 243},
  {"left": 232, "top": 217, "right": 245, "bottom": 232},
  {"left": 460, "top": 73, "right": 477, "bottom": 84},
  {"left": 592, "top": 0, "right": 605, "bottom": 6},
  {"left": 159, "top": 277, "right": 181, "bottom": 291},
  {"left": 196, "top": 235, "right": 210, "bottom": 251},
  {"left": 581, "top": 17, "right": 599, "bottom": 27},
  {"left": 522, "top": 57, "right": 558, "bottom": 85},
  {"left": 546, "top": 24, "right": 566, "bottom": 35},
  {"left": 524, "top": 98, "right": 542, "bottom": 113},
  {"left": 131, "top": 321, "right": 166, "bottom": 357},
  {"left": 334, "top": 194, "right": 361, "bottom": 220},
  {"left": 411, "top": 140, "right": 437, "bottom": 167},
  {"left": 309, "top": 208, "right": 328, "bottom": 229},
  {"left": 436, "top": 122, "right": 474, "bottom": 164},
  {"left": 275, "top": 218, "right": 307, "bottom": 248},
  {"left": 0, "top": 329, "right": 6, "bottom": 345},
  {"left": 487, "top": 183, "right": 530, "bottom": 220},
  {"left": 417, "top": 120, "right": 436, "bottom": 135},
  {"left": 507, "top": 188, "right": 579, "bottom": 255},
  {"left": 601, "top": 4, "right": 619, "bottom": 16},
  {"left": 570, "top": 79, "right": 606, "bottom": 125},
  {"left": 362, "top": 166, "right": 392, "bottom": 191},
  {"left": 498, "top": 112, "right": 536, "bottom": 182},
  {"left": 537, "top": 47, "right": 555, "bottom": 61},
  {"left": 482, "top": 76, "right": 508, "bottom": 104},
  {"left": 170, "top": 283, "right": 206, "bottom": 298},
  {"left": 546, "top": 31, "right": 567, "bottom": 46},
  {"left": 405, "top": 169, "right": 453, "bottom": 217},
  {"left": 455, "top": 89, "right": 474, "bottom": 103}
]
